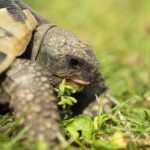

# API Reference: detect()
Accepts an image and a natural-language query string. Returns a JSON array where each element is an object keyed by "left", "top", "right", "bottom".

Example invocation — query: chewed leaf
[
  {"left": 59, "top": 79, "right": 66, "bottom": 94},
  {"left": 58, "top": 96, "right": 77, "bottom": 109},
  {"left": 55, "top": 79, "right": 78, "bottom": 109}
]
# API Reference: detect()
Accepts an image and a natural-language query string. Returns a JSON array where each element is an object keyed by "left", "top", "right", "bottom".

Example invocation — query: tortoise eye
[{"left": 69, "top": 58, "right": 80, "bottom": 69}]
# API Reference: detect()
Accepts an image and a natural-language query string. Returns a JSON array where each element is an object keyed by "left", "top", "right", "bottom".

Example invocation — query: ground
[{"left": 0, "top": 0, "right": 150, "bottom": 149}]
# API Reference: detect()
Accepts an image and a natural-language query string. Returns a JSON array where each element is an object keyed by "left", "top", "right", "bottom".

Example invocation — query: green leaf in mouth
[{"left": 54, "top": 79, "right": 78, "bottom": 109}]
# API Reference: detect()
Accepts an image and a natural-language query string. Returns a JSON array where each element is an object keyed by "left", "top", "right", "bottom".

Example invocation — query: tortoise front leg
[
  {"left": 83, "top": 90, "right": 119, "bottom": 117},
  {"left": 73, "top": 72, "right": 119, "bottom": 117},
  {"left": 2, "top": 59, "right": 60, "bottom": 145}
]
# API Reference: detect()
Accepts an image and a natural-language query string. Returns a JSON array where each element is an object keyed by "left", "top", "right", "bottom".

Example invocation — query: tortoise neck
[{"left": 31, "top": 24, "right": 56, "bottom": 61}]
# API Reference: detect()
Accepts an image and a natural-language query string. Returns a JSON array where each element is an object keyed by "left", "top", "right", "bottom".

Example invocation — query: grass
[{"left": 0, "top": 0, "right": 150, "bottom": 149}]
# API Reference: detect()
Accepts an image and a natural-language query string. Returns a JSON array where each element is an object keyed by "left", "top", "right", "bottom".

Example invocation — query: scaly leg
[
  {"left": 73, "top": 72, "right": 119, "bottom": 118},
  {"left": 2, "top": 59, "right": 60, "bottom": 145}
]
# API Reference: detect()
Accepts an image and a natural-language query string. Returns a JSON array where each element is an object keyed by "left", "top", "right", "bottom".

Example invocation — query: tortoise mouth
[
  {"left": 67, "top": 79, "right": 90, "bottom": 92},
  {"left": 48, "top": 74, "right": 90, "bottom": 92}
]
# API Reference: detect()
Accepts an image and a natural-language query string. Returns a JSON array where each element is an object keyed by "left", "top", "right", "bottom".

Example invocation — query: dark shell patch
[
  {"left": 7, "top": 5, "right": 27, "bottom": 22},
  {"left": 0, "top": 27, "right": 14, "bottom": 38},
  {"left": 4, "top": 29, "right": 14, "bottom": 37},
  {"left": 0, "top": 0, "right": 12, "bottom": 8},
  {"left": 0, "top": 51, "right": 7, "bottom": 63},
  {"left": 0, "top": 0, "right": 27, "bottom": 22}
]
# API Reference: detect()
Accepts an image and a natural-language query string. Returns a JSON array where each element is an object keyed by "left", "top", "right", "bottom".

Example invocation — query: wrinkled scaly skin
[
  {"left": 0, "top": 0, "right": 118, "bottom": 146},
  {"left": 2, "top": 60, "right": 60, "bottom": 145}
]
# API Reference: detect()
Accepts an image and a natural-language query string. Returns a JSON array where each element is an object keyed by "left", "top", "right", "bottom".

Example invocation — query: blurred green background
[{"left": 24, "top": 0, "right": 150, "bottom": 101}]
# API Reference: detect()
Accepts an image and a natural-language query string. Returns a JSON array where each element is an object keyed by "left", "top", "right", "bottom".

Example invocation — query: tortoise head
[{"left": 33, "top": 24, "right": 99, "bottom": 89}]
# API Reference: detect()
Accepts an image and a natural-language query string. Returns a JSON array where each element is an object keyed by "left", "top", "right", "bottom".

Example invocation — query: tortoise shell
[{"left": 0, "top": 0, "right": 37, "bottom": 73}]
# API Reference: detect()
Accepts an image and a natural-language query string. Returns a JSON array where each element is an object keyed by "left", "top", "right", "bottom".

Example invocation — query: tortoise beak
[
  {"left": 67, "top": 79, "right": 90, "bottom": 92},
  {"left": 71, "top": 79, "right": 90, "bottom": 85}
]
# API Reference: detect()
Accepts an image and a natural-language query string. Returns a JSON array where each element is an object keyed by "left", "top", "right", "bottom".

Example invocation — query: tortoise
[{"left": 0, "top": 0, "right": 118, "bottom": 145}]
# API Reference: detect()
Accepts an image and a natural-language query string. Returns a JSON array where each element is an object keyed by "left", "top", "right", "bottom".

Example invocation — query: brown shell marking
[{"left": 0, "top": 8, "right": 37, "bottom": 73}]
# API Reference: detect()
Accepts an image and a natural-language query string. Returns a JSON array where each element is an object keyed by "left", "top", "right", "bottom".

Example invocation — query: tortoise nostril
[{"left": 70, "top": 58, "right": 80, "bottom": 69}]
